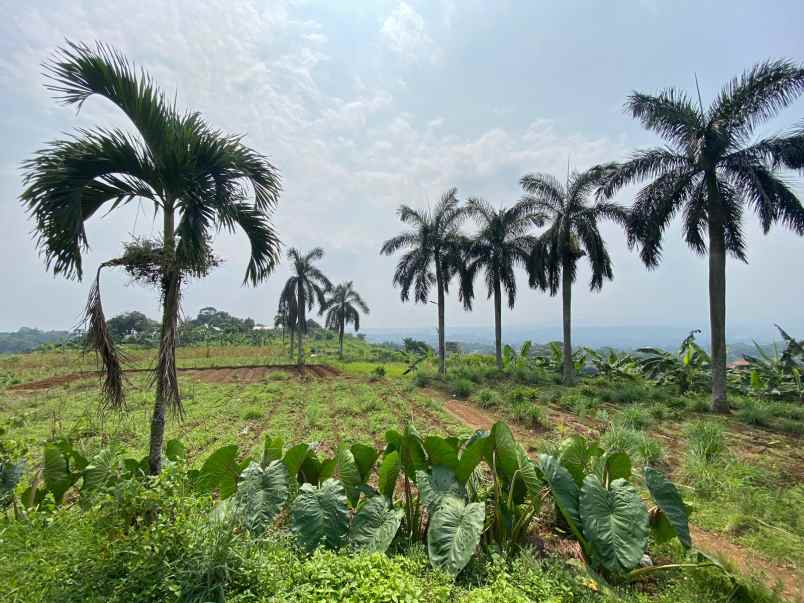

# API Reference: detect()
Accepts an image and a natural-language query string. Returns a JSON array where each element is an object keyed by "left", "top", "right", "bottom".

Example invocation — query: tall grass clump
[
  {"left": 736, "top": 399, "right": 772, "bottom": 427},
  {"left": 684, "top": 420, "right": 726, "bottom": 463}
]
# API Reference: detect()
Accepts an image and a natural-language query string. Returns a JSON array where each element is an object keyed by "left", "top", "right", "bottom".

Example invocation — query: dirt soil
[
  {"left": 441, "top": 397, "right": 802, "bottom": 603},
  {"left": 7, "top": 364, "right": 341, "bottom": 390}
]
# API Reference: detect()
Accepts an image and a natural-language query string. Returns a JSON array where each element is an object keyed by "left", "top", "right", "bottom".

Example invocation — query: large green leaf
[
  {"left": 235, "top": 460, "right": 289, "bottom": 535},
  {"left": 336, "top": 445, "right": 363, "bottom": 507},
  {"left": 486, "top": 422, "right": 518, "bottom": 481},
  {"left": 644, "top": 467, "right": 691, "bottom": 548},
  {"left": 558, "top": 436, "right": 602, "bottom": 486},
  {"left": 350, "top": 443, "right": 379, "bottom": 482},
  {"left": 262, "top": 434, "right": 284, "bottom": 466},
  {"left": 416, "top": 465, "right": 465, "bottom": 514},
  {"left": 282, "top": 443, "right": 310, "bottom": 479},
  {"left": 602, "top": 452, "right": 632, "bottom": 483},
  {"left": 427, "top": 496, "right": 485, "bottom": 577},
  {"left": 81, "top": 448, "right": 118, "bottom": 494},
  {"left": 378, "top": 450, "right": 401, "bottom": 501},
  {"left": 43, "top": 443, "right": 78, "bottom": 504},
  {"left": 515, "top": 447, "right": 542, "bottom": 501},
  {"left": 0, "top": 460, "right": 25, "bottom": 506},
  {"left": 197, "top": 445, "right": 242, "bottom": 499},
  {"left": 455, "top": 431, "right": 488, "bottom": 484},
  {"left": 579, "top": 475, "right": 648, "bottom": 575},
  {"left": 165, "top": 439, "right": 187, "bottom": 462},
  {"left": 423, "top": 436, "right": 459, "bottom": 471},
  {"left": 291, "top": 478, "right": 350, "bottom": 552},
  {"left": 349, "top": 496, "right": 403, "bottom": 553},
  {"left": 538, "top": 453, "right": 582, "bottom": 540},
  {"left": 299, "top": 451, "right": 323, "bottom": 485}
]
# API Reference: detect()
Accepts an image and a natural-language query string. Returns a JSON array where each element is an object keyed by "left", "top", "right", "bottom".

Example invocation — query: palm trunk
[
  {"left": 297, "top": 321, "right": 305, "bottom": 368},
  {"left": 289, "top": 327, "right": 295, "bottom": 357},
  {"left": 149, "top": 204, "right": 179, "bottom": 475},
  {"left": 707, "top": 176, "right": 729, "bottom": 412},
  {"left": 493, "top": 278, "right": 503, "bottom": 370},
  {"left": 561, "top": 259, "right": 575, "bottom": 385},
  {"left": 339, "top": 323, "right": 344, "bottom": 359},
  {"left": 436, "top": 269, "right": 446, "bottom": 377}
]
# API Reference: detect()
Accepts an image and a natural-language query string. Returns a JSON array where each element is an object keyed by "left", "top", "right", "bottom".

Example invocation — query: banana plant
[
  {"left": 586, "top": 349, "right": 640, "bottom": 380},
  {"left": 638, "top": 330, "right": 710, "bottom": 393},
  {"left": 502, "top": 340, "right": 533, "bottom": 370},
  {"left": 537, "top": 436, "right": 702, "bottom": 583}
]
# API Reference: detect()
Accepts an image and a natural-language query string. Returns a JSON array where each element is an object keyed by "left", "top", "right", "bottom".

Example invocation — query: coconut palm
[
  {"left": 380, "top": 189, "right": 468, "bottom": 376},
  {"left": 521, "top": 169, "right": 627, "bottom": 385},
  {"left": 462, "top": 198, "right": 544, "bottom": 369},
  {"left": 322, "top": 282, "right": 370, "bottom": 359},
  {"left": 599, "top": 61, "right": 804, "bottom": 412},
  {"left": 274, "top": 301, "right": 290, "bottom": 344},
  {"left": 279, "top": 248, "right": 332, "bottom": 367},
  {"left": 20, "top": 42, "right": 280, "bottom": 474}
]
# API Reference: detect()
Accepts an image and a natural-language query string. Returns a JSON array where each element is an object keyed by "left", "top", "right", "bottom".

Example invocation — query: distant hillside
[{"left": 0, "top": 327, "right": 72, "bottom": 354}]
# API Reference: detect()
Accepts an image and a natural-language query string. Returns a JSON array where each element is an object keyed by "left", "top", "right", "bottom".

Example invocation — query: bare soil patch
[{"left": 8, "top": 364, "right": 341, "bottom": 391}]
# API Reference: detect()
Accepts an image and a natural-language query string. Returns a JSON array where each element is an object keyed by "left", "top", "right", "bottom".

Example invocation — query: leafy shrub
[
  {"left": 450, "top": 378, "right": 474, "bottom": 399},
  {"left": 413, "top": 369, "right": 436, "bottom": 388},
  {"left": 474, "top": 389, "right": 500, "bottom": 409},
  {"left": 684, "top": 420, "right": 726, "bottom": 462},
  {"left": 506, "top": 386, "right": 538, "bottom": 406},
  {"left": 370, "top": 365, "right": 386, "bottom": 380}
]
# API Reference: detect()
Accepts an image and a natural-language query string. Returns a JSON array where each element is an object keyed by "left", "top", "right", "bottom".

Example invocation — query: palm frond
[{"left": 626, "top": 89, "right": 704, "bottom": 148}]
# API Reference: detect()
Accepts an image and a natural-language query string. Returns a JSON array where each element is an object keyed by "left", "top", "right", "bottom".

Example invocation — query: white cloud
[{"left": 380, "top": 2, "right": 440, "bottom": 63}]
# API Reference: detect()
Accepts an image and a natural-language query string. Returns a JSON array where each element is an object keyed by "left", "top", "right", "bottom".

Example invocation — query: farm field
[{"left": 1, "top": 338, "right": 802, "bottom": 602}]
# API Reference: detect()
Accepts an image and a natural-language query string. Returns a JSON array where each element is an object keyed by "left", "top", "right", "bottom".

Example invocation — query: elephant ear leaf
[
  {"left": 165, "top": 439, "right": 187, "bottom": 462},
  {"left": 427, "top": 496, "right": 485, "bottom": 578},
  {"left": 197, "top": 445, "right": 242, "bottom": 499},
  {"left": 538, "top": 453, "right": 583, "bottom": 541},
  {"left": 580, "top": 476, "right": 648, "bottom": 575},
  {"left": 291, "top": 478, "right": 349, "bottom": 552},
  {"left": 235, "top": 461, "right": 289, "bottom": 535},
  {"left": 455, "top": 431, "right": 488, "bottom": 484},
  {"left": 336, "top": 445, "right": 363, "bottom": 508},
  {"left": 644, "top": 467, "right": 691, "bottom": 548},
  {"left": 350, "top": 443, "right": 379, "bottom": 482},
  {"left": 423, "top": 436, "right": 459, "bottom": 471},
  {"left": 43, "top": 443, "right": 78, "bottom": 504},
  {"left": 378, "top": 451, "right": 401, "bottom": 501},
  {"left": 350, "top": 496, "right": 403, "bottom": 553},
  {"left": 416, "top": 465, "right": 465, "bottom": 514},
  {"left": 0, "top": 460, "right": 25, "bottom": 505},
  {"left": 603, "top": 452, "right": 632, "bottom": 482},
  {"left": 282, "top": 443, "right": 310, "bottom": 479}
]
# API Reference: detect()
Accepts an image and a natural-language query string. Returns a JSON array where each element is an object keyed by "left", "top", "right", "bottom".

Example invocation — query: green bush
[
  {"left": 450, "top": 378, "right": 474, "bottom": 399},
  {"left": 616, "top": 405, "right": 652, "bottom": 430},
  {"left": 736, "top": 399, "right": 772, "bottom": 427},
  {"left": 506, "top": 386, "right": 538, "bottom": 406},
  {"left": 684, "top": 420, "right": 726, "bottom": 462},
  {"left": 510, "top": 402, "right": 547, "bottom": 430},
  {"left": 475, "top": 389, "right": 500, "bottom": 409}
]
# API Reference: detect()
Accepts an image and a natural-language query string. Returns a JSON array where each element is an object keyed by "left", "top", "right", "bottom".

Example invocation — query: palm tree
[
  {"left": 322, "top": 282, "right": 370, "bottom": 359},
  {"left": 599, "top": 61, "right": 804, "bottom": 412},
  {"left": 462, "top": 198, "right": 544, "bottom": 369},
  {"left": 20, "top": 42, "right": 280, "bottom": 474},
  {"left": 380, "top": 189, "right": 468, "bottom": 376},
  {"left": 274, "top": 301, "right": 289, "bottom": 344},
  {"left": 279, "top": 248, "right": 331, "bottom": 367},
  {"left": 521, "top": 169, "right": 627, "bottom": 385}
]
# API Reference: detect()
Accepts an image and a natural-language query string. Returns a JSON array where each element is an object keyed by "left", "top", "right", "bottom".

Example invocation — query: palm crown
[{"left": 322, "top": 282, "right": 370, "bottom": 358}]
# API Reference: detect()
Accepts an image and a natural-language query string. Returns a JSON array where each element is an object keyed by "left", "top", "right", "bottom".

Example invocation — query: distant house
[
  {"left": 727, "top": 358, "right": 750, "bottom": 369},
  {"left": 253, "top": 324, "right": 273, "bottom": 331}
]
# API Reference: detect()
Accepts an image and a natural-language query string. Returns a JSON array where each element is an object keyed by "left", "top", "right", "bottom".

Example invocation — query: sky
[{"left": 1, "top": 0, "right": 803, "bottom": 338}]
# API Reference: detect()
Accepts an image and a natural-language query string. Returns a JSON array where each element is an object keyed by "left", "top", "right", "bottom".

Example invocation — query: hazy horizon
[{"left": 1, "top": 1, "right": 803, "bottom": 334}]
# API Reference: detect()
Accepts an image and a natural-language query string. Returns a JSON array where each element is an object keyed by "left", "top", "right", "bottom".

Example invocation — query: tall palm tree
[
  {"left": 380, "top": 189, "right": 468, "bottom": 376},
  {"left": 279, "top": 248, "right": 331, "bottom": 367},
  {"left": 599, "top": 61, "right": 804, "bottom": 412},
  {"left": 462, "top": 198, "right": 544, "bottom": 369},
  {"left": 20, "top": 42, "right": 280, "bottom": 474},
  {"left": 521, "top": 169, "right": 627, "bottom": 385},
  {"left": 322, "top": 282, "right": 370, "bottom": 359},
  {"left": 274, "top": 301, "right": 289, "bottom": 344}
]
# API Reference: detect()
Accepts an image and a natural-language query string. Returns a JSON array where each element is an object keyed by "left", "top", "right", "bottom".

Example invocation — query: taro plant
[{"left": 537, "top": 435, "right": 706, "bottom": 583}]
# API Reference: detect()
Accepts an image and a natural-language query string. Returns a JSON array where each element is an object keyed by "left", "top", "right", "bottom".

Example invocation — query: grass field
[{"left": 1, "top": 337, "right": 802, "bottom": 602}]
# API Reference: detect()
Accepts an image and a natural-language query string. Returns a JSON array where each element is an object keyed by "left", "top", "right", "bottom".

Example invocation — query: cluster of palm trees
[
  {"left": 276, "top": 248, "right": 370, "bottom": 364},
  {"left": 383, "top": 60, "right": 804, "bottom": 412}
]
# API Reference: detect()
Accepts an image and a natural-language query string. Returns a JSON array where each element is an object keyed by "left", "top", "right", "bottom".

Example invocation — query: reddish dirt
[
  {"left": 7, "top": 364, "right": 341, "bottom": 391},
  {"left": 440, "top": 396, "right": 802, "bottom": 602}
]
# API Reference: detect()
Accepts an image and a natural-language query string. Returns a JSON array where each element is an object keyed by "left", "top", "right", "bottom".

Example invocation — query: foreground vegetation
[{"left": 2, "top": 335, "right": 802, "bottom": 602}]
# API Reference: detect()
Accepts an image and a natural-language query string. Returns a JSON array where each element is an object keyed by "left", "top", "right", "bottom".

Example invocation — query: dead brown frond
[
  {"left": 152, "top": 271, "right": 183, "bottom": 418},
  {"left": 82, "top": 263, "right": 128, "bottom": 412}
]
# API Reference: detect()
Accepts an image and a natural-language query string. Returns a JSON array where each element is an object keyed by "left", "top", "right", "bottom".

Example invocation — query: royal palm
[
  {"left": 20, "top": 42, "right": 280, "bottom": 474},
  {"left": 600, "top": 61, "right": 804, "bottom": 411},
  {"left": 521, "top": 169, "right": 627, "bottom": 385},
  {"left": 463, "top": 198, "right": 544, "bottom": 369},
  {"left": 322, "top": 282, "right": 370, "bottom": 359},
  {"left": 279, "top": 248, "right": 331, "bottom": 367},
  {"left": 380, "top": 189, "right": 467, "bottom": 376}
]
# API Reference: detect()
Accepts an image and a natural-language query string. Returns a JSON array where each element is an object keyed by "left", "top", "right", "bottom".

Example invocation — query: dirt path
[
  {"left": 441, "top": 397, "right": 802, "bottom": 602},
  {"left": 7, "top": 364, "right": 341, "bottom": 391}
]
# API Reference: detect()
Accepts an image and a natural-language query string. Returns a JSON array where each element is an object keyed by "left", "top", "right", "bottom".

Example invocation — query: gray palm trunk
[
  {"left": 707, "top": 174, "right": 729, "bottom": 412},
  {"left": 148, "top": 206, "right": 178, "bottom": 475},
  {"left": 493, "top": 279, "right": 503, "bottom": 369},
  {"left": 298, "top": 326, "right": 305, "bottom": 367},
  {"left": 561, "top": 260, "right": 575, "bottom": 385},
  {"left": 436, "top": 267, "right": 446, "bottom": 376},
  {"left": 338, "top": 322, "right": 345, "bottom": 359}
]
